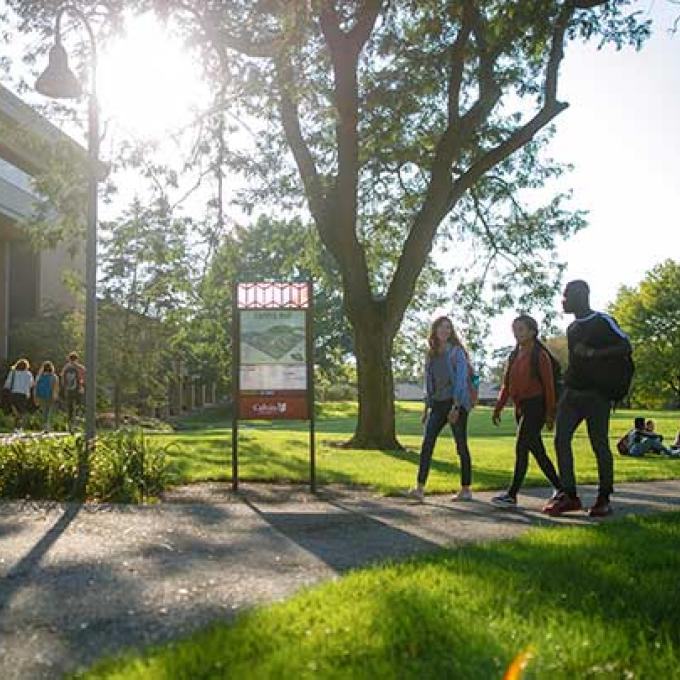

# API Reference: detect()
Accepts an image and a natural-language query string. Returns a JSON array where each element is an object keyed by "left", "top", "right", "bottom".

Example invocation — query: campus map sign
[
  {"left": 234, "top": 282, "right": 312, "bottom": 421},
  {"left": 232, "top": 281, "right": 315, "bottom": 489}
]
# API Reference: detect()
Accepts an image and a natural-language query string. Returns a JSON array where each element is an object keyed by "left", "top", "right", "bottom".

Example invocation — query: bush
[
  {"left": 317, "top": 382, "right": 357, "bottom": 402},
  {"left": 0, "top": 436, "right": 79, "bottom": 499},
  {"left": 0, "top": 431, "right": 177, "bottom": 502},
  {"left": 88, "top": 430, "right": 176, "bottom": 502}
]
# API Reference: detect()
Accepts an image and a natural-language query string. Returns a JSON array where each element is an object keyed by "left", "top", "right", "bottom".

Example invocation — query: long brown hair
[{"left": 427, "top": 316, "right": 464, "bottom": 359}]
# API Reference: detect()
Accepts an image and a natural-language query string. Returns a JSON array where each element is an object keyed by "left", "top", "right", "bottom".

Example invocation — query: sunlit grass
[
  {"left": 78, "top": 511, "right": 680, "bottom": 679},
  {"left": 154, "top": 403, "right": 680, "bottom": 493}
]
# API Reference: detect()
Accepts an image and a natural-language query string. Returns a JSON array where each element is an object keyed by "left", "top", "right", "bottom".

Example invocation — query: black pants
[
  {"left": 417, "top": 399, "right": 472, "bottom": 487},
  {"left": 508, "top": 396, "right": 561, "bottom": 497},
  {"left": 554, "top": 388, "right": 613, "bottom": 499}
]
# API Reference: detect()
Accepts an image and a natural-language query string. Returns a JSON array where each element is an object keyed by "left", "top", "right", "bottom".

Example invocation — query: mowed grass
[
  {"left": 78, "top": 511, "right": 680, "bottom": 679},
  {"left": 156, "top": 402, "right": 680, "bottom": 493}
]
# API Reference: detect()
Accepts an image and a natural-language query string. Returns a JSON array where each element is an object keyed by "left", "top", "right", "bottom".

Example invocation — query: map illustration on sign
[{"left": 240, "top": 310, "right": 306, "bottom": 365}]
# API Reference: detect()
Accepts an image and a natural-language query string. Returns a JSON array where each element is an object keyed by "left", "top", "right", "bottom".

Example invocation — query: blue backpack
[{"left": 36, "top": 373, "right": 54, "bottom": 400}]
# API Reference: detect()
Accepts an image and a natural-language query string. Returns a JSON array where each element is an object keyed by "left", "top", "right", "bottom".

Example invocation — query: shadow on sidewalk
[
  {"left": 0, "top": 504, "right": 80, "bottom": 615},
  {"left": 241, "top": 496, "right": 441, "bottom": 572}
]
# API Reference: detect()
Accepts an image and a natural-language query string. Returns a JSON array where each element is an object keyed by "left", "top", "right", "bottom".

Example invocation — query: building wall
[
  {"left": 0, "top": 130, "right": 84, "bottom": 362},
  {"left": 0, "top": 239, "right": 8, "bottom": 360},
  {"left": 40, "top": 245, "right": 83, "bottom": 311}
]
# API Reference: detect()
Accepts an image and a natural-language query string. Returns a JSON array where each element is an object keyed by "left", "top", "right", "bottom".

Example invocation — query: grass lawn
[
  {"left": 78, "top": 511, "right": 680, "bottom": 679},
  {"left": 155, "top": 402, "right": 680, "bottom": 494}
]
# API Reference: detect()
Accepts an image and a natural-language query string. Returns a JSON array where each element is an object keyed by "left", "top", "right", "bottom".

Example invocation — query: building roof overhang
[{"left": 0, "top": 82, "right": 106, "bottom": 179}]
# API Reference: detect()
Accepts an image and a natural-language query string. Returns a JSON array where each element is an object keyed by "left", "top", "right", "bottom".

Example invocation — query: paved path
[{"left": 1, "top": 479, "right": 679, "bottom": 679}]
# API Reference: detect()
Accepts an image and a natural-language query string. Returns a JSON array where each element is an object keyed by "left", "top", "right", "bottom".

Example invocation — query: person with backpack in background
[
  {"left": 490, "top": 315, "right": 563, "bottom": 508},
  {"left": 543, "top": 280, "right": 634, "bottom": 518},
  {"left": 35, "top": 361, "right": 60, "bottom": 432},
  {"left": 406, "top": 316, "right": 476, "bottom": 503},
  {"left": 2, "top": 358, "right": 34, "bottom": 433},
  {"left": 61, "top": 352, "right": 85, "bottom": 433}
]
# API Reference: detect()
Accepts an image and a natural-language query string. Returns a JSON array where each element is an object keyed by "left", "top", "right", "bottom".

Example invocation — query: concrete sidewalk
[{"left": 1, "top": 479, "right": 679, "bottom": 679}]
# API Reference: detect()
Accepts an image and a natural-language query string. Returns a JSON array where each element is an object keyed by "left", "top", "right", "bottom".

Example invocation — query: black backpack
[
  {"left": 596, "top": 352, "right": 635, "bottom": 402},
  {"left": 589, "top": 313, "right": 635, "bottom": 402}
]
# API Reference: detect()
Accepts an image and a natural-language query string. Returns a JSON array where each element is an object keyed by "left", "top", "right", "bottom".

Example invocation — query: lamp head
[{"left": 35, "top": 41, "right": 82, "bottom": 99}]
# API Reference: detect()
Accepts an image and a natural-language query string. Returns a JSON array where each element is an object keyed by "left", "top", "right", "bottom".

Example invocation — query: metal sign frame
[{"left": 231, "top": 281, "right": 315, "bottom": 492}]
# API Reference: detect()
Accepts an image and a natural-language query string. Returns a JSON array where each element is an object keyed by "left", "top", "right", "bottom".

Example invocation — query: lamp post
[{"left": 35, "top": 6, "right": 99, "bottom": 451}]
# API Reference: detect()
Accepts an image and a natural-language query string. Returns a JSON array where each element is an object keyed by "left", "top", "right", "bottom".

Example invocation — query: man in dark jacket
[{"left": 543, "top": 280, "right": 633, "bottom": 518}]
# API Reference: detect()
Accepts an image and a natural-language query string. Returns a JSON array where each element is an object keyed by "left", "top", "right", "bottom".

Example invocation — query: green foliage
[
  {"left": 98, "top": 197, "right": 193, "bottom": 417},
  {"left": 6, "top": 305, "right": 83, "bottom": 374},
  {"left": 80, "top": 512, "right": 680, "bottom": 679},
  {"left": 610, "top": 259, "right": 680, "bottom": 408},
  {"left": 88, "top": 430, "right": 176, "bottom": 502},
  {"left": 0, "top": 431, "right": 176, "bottom": 502},
  {"left": 0, "top": 436, "right": 78, "bottom": 499}
]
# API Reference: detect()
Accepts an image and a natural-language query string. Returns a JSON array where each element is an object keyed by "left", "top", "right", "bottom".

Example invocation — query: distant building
[
  {"left": 0, "top": 83, "right": 86, "bottom": 363},
  {"left": 395, "top": 381, "right": 423, "bottom": 401},
  {"left": 395, "top": 379, "right": 500, "bottom": 405},
  {"left": 477, "top": 381, "right": 501, "bottom": 406}
]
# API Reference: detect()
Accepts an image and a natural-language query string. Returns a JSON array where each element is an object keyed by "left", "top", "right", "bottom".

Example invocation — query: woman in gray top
[{"left": 406, "top": 316, "right": 474, "bottom": 502}]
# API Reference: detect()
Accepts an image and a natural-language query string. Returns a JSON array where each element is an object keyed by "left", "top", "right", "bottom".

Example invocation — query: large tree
[
  {"left": 163, "top": 0, "right": 646, "bottom": 448},
  {"left": 7, "top": 0, "right": 650, "bottom": 448},
  {"left": 610, "top": 260, "right": 680, "bottom": 408}
]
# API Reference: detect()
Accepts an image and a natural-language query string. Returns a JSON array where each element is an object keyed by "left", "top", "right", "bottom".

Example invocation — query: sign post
[{"left": 232, "top": 282, "right": 315, "bottom": 491}]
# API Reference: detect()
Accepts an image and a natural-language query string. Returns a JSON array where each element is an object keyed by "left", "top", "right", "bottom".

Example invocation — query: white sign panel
[{"left": 240, "top": 364, "right": 307, "bottom": 391}]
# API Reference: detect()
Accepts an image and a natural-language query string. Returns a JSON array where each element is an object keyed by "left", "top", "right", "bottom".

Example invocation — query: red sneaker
[
  {"left": 542, "top": 492, "right": 582, "bottom": 516},
  {"left": 588, "top": 496, "right": 613, "bottom": 518}
]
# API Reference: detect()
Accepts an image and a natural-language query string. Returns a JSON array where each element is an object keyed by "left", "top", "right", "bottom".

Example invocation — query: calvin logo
[{"left": 252, "top": 402, "right": 287, "bottom": 415}]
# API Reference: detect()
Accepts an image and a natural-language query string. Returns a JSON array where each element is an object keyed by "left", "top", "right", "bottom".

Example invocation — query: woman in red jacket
[{"left": 491, "top": 315, "right": 562, "bottom": 508}]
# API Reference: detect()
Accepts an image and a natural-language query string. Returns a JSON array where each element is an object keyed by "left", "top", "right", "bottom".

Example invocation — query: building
[{"left": 0, "top": 83, "right": 86, "bottom": 363}]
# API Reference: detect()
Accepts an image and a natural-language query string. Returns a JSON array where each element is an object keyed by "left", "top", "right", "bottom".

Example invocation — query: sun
[{"left": 98, "top": 13, "right": 209, "bottom": 141}]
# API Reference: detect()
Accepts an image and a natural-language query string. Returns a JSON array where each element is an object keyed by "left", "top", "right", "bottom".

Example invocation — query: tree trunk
[{"left": 345, "top": 314, "right": 401, "bottom": 450}]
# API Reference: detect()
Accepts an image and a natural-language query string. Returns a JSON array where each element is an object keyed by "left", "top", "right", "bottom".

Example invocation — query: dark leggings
[
  {"left": 417, "top": 399, "right": 472, "bottom": 487},
  {"left": 508, "top": 396, "right": 561, "bottom": 498}
]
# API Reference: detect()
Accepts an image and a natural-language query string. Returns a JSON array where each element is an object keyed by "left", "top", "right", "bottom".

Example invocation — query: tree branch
[
  {"left": 452, "top": 1, "right": 575, "bottom": 202},
  {"left": 275, "top": 55, "right": 328, "bottom": 232}
]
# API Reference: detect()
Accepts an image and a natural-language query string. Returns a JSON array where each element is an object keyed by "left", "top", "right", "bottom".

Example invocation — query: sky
[
  {"left": 5, "top": 1, "right": 680, "bottom": 347},
  {"left": 552, "top": 0, "right": 680, "bottom": 312}
]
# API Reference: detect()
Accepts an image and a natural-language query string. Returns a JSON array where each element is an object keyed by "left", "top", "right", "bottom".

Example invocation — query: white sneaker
[
  {"left": 452, "top": 488, "right": 472, "bottom": 502},
  {"left": 491, "top": 492, "right": 517, "bottom": 509},
  {"left": 405, "top": 487, "right": 424, "bottom": 502}
]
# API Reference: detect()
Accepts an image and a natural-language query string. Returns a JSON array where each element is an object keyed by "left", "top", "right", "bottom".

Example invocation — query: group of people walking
[
  {"left": 408, "top": 279, "right": 634, "bottom": 518},
  {"left": 1, "top": 352, "right": 85, "bottom": 433}
]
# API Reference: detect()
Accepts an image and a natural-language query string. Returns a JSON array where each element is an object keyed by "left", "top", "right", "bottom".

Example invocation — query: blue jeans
[
  {"left": 39, "top": 399, "right": 55, "bottom": 430},
  {"left": 629, "top": 437, "right": 668, "bottom": 457},
  {"left": 554, "top": 388, "right": 613, "bottom": 498},
  {"left": 417, "top": 399, "right": 472, "bottom": 487}
]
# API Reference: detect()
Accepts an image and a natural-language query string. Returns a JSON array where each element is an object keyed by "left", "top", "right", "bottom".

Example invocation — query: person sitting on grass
[
  {"left": 625, "top": 417, "right": 671, "bottom": 457},
  {"left": 490, "top": 315, "right": 562, "bottom": 509},
  {"left": 406, "top": 315, "right": 475, "bottom": 503}
]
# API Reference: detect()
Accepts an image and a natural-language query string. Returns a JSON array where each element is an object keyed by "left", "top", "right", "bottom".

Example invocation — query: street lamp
[{"left": 35, "top": 6, "right": 99, "bottom": 451}]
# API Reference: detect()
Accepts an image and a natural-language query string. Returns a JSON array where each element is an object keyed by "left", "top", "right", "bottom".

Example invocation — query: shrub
[
  {"left": 0, "top": 431, "right": 176, "bottom": 502},
  {"left": 317, "top": 382, "right": 358, "bottom": 402},
  {"left": 0, "top": 436, "right": 79, "bottom": 499},
  {"left": 88, "top": 430, "right": 176, "bottom": 502}
]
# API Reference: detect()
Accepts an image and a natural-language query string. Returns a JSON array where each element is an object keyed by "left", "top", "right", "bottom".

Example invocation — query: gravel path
[{"left": 1, "top": 479, "right": 679, "bottom": 679}]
